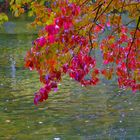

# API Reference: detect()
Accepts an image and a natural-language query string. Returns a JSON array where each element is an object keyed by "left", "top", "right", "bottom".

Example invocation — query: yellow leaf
[{"left": 0, "top": 13, "right": 8, "bottom": 24}]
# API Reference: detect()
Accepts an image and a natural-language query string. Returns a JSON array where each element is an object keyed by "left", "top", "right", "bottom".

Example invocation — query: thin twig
[
  {"left": 110, "top": 20, "right": 135, "bottom": 36},
  {"left": 80, "top": 0, "right": 90, "bottom": 7},
  {"left": 96, "top": 0, "right": 114, "bottom": 22}
]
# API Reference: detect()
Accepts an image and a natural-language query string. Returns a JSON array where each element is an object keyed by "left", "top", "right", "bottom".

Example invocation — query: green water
[{"left": 0, "top": 20, "right": 140, "bottom": 140}]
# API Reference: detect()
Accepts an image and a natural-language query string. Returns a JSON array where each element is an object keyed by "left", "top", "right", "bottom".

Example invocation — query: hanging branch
[
  {"left": 76, "top": 1, "right": 105, "bottom": 32},
  {"left": 88, "top": 0, "right": 113, "bottom": 56},
  {"left": 88, "top": 2, "right": 103, "bottom": 56},
  {"left": 126, "top": 16, "right": 140, "bottom": 68}
]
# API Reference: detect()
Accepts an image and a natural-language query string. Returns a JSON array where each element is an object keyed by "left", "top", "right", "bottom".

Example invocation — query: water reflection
[
  {"left": 0, "top": 24, "right": 140, "bottom": 140},
  {"left": 10, "top": 56, "right": 16, "bottom": 78},
  {"left": 4, "top": 22, "right": 15, "bottom": 34}
]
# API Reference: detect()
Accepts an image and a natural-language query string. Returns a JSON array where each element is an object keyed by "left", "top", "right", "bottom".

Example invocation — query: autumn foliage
[{"left": 8, "top": 0, "right": 140, "bottom": 104}]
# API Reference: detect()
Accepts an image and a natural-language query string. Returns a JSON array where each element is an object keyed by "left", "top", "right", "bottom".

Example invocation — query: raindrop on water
[
  {"left": 54, "top": 138, "right": 61, "bottom": 140},
  {"left": 119, "top": 120, "right": 122, "bottom": 123},
  {"left": 38, "top": 121, "right": 43, "bottom": 124},
  {"left": 4, "top": 108, "right": 7, "bottom": 111},
  {"left": 121, "top": 113, "right": 125, "bottom": 117},
  {"left": 5, "top": 120, "right": 11, "bottom": 123}
]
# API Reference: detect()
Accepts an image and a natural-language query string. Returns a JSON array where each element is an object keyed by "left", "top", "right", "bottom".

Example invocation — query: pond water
[{"left": 0, "top": 19, "right": 140, "bottom": 140}]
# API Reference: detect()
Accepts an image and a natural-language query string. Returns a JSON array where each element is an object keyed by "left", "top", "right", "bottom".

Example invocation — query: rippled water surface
[{"left": 0, "top": 20, "right": 140, "bottom": 140}]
